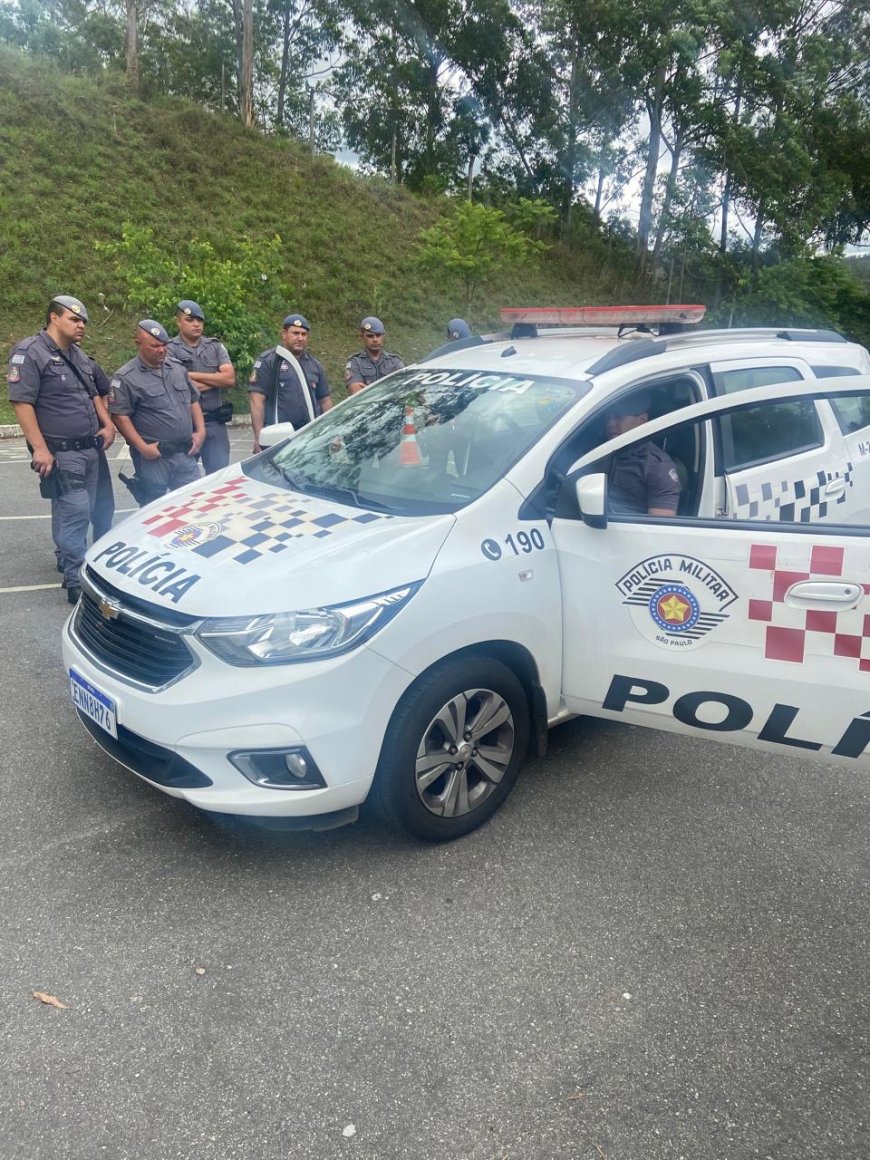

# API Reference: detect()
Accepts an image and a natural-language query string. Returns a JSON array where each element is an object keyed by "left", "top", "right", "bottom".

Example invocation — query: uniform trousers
[
  {"left": 131, "top": 447, "right": 201, "bottom": 506},
  {"left": 50, "top": 447, "right": 99, "bottom": 589},
  {"left": 199, "top": 421, "right": 230, "bottom": 474}
]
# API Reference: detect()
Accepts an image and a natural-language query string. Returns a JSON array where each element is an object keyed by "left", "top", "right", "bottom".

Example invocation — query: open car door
[{"left": 551, "top": 377, "right": 870, "bottom": 768}]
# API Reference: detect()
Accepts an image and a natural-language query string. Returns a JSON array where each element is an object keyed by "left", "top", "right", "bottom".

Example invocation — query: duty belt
[
  {"left": 154, "top": 439, "right": 193, "bottom": 457},
  {"left": 44, "top": 435, "right": 101, "bottom": 452}
]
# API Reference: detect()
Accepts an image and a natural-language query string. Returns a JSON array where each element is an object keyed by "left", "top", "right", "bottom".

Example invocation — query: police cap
[
  {"left": 177, "top": 299, "right": 205, "bottom": 321},
  {"left": 138, "top": 319, "right": 170, "bottom": 344},
  {"left": 282, "top": 313, "right": 310, "bottom": 331},
  {"left": 609, "top": 391, "right": 652, "bottom": 418},
  {"left": 447, "top": 318, "right": 471, "bottom": 340},
  {"left": 360, "top": 316, "right": 385, "bottom": 335},
  {"left": 51, "top": 295, "right": 89, "bottom": 323}
]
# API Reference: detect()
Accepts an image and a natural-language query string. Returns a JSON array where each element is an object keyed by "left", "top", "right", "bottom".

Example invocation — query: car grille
[{"left": 73, "top": 571, "right": 197, "bottom": 689}]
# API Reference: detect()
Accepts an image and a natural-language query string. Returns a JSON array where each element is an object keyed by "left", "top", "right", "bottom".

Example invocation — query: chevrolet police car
[{"left": 62, "top": 306, "right": 870, "bottom": 841}]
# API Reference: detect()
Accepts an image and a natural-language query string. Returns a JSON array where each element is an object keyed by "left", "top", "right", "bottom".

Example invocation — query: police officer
[
  {"left": 605, "top": 393, "right": 681, "bottom": 516},
  {"left": 109, "top": 320, "right": 205, "bottom": 505},
  {"left": 74, "top": 352, "right": 115, "bottom": 540},
  {"left": 447, "top": 318, "right": 472, "bottom": 341},
  {"left": 166, "top": 300, "right": 236, "bottom": 474},
  {"left": 7, "top": 295, "right": 116, "bottom": 603},
  {"left": 345, "top": 317, "right": 404, "bottom": 394},
  {"left": 249, "top": 313, "right": 333, "bottom": 453}
]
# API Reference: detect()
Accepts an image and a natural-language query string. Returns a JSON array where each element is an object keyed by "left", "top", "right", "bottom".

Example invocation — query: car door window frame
[{"left": 563, "top": 376, "right": 870, "bottom": 535}]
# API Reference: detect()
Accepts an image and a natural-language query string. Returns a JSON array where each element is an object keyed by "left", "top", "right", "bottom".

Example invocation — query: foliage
[
  {"left": 417, "top": 201, "right": 551, "bottom": 311},
  {"left": 94, "top": 225, "right": 286, "bottom": 371}
]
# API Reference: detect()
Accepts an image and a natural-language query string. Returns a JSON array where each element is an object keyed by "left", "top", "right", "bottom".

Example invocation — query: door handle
[
  {"left": 824, "top": 478, "right": 847, "bottom": 497},
  {"left": 785, "top": 580, "right": 862, "bottom": 610}
]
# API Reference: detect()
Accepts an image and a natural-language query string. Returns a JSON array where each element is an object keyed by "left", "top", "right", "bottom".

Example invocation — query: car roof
[{"left": 419, "top": 326, "right": 870, "bottom": 382}]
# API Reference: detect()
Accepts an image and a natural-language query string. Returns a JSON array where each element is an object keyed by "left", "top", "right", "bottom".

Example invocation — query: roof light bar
[{"left": 499, "top": 305, "right": 706, "bottom": 327}]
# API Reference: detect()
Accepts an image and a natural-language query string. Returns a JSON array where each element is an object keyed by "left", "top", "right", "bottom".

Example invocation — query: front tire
[{"left": 372, "top": 657, "right": 530, "bottom": 842}]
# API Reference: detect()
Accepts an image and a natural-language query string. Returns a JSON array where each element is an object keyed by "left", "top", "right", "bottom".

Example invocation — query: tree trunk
[
  {"left": 240, "top": 0, "right": 254, "bottom": 128},
  {"left": 751, "top": 197, "right": 766, "bottom": 277},
  {"left": 276, "top": 2, "right": 291, "bottom": 128},
  {"left": 124, "top": 0, "right": 139, "bottom": 92},
  {"left": 651, "top": 132, "right": 683, "bottom": 269},
  {"left": 593, "top": 148, "right": 606, "bottom": 219},
  {"left": 467, "top": 154, "right": 475, "bottom": 203},
  {"left": 636, "top": 63, "right": 666, "bottom": 280},
  {"left": 561, "top": 54, "right": 580, "bottom": 243}
]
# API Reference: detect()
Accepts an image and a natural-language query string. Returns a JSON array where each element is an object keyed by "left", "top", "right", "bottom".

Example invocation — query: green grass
[{"left": 0, "top": 44, "right": 636, "bottom": 428}]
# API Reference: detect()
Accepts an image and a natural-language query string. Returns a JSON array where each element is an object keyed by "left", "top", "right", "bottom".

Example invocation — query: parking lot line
[{"left": 0, "top": 583, "right": 61, "bottom": 593}]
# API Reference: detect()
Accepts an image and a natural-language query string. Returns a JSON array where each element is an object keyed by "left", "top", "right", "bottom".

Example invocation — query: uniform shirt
[
  {"left": 109, "top": 355, "right": 199, "bottom": 442},
  {"left": 608, "top": 440, "right": 682, "bottom": 515},
  {"left": 166, "top": 336, "right": 232, "bottom": 415},
  {"left": 6, "top": 329, "right": 100, "bottom": 440},
  {"left": 248, "top": 348, "right": 330, "bottom": 430},
  {"left": 344, "top": 350, "right": 404, "bottom": 389}
]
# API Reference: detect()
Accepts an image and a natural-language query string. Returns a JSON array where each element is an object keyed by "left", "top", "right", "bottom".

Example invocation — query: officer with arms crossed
[
  {"left": 248, "top": 313, "right": 332, "bottom": 453},
  {"left": 166, "top": 300, "right": 236, "bottom": 474},
  {"left": 605, "top": 393, "right": 682, "bottom": 516},
  {"left": 7, "top": 295, "right": 116, "bottom": 604},
  {"left": 109, "top": 320, "right": 205, "bottom": 505},
  {"left": 345, "top": 316, "right": 404, "bottom": 394}
]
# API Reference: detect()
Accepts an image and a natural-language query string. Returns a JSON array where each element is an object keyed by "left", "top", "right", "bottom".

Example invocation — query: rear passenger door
[
  {"left": 709, "top": 359, "right": 854, "bottom": 524},
  {"left": 826, "top": 392, "right": 870, "bottom": 524}
]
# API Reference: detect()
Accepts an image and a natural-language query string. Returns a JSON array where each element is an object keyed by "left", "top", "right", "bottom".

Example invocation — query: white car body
[{"left": 62, "top": 319, "right": 870, "bottom": 839}]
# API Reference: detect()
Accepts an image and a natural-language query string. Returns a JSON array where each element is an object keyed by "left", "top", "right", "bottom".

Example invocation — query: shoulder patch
[
  {"left": 344, "top": 367, "right": 353, "bottom": 382},
  {"left": 7, "top": 365, "right": 21, "bottom": 383},
  {"left": 11, "top": 353, "right": 26, "bottom": 365}
]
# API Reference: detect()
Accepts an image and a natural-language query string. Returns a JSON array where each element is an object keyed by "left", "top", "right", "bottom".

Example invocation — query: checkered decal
[
  {"left": 731, "top": 463, "right": 853, "bottom": 522},
  {"left": 141, "top": 476, "right": 388, "bottom": 566},
  {"left": 747, "top": 542, "right": 870, "bottom": 669}
]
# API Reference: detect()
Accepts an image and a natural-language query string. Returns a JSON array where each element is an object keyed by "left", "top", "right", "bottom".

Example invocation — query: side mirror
[
  {"left": 258, "top": 422, "right": 297, "bottom": 449},
  {"left": 576, "top": 473, "right": 608, "bottom": 528}
]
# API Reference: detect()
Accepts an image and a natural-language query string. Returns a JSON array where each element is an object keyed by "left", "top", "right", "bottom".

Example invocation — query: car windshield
[{"left": 244, "top": 366, "right": 586, "bottom": 515}]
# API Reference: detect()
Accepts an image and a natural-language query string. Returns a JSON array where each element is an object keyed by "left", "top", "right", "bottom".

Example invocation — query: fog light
[
  {"left": 285, "top": 753, "right": 308, "bottom": 779},
  {"left": 228, "top": 747, "right": 326, "bottom": 790}
]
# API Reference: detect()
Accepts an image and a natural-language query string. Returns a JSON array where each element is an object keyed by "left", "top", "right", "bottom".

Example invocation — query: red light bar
[{"left": 500, "top": 304, "right": 706, "bottom": 326}]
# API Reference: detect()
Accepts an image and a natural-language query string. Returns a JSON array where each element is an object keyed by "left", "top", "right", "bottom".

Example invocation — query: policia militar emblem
[{"left": 616, "top": 554, "right": 738, "bottom": 651}]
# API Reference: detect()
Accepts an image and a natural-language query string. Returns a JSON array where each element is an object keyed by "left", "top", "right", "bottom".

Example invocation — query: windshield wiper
[{"left": 303, "top": 481, "right": 394, "bottom": 513}]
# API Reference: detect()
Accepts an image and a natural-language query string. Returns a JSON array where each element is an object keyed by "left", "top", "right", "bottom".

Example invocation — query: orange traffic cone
[{"left": 399, "top": 405, "right": 423, "bottom": 466}]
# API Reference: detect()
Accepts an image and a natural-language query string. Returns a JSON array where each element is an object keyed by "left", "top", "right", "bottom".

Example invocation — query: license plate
[{"left": 69, "top": 669, "right": 118, "bottom": 740}]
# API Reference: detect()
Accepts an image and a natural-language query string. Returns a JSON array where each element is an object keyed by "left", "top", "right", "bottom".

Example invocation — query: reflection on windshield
[{"left": 244, "top": 367, "right": 584, "bottom": 515}]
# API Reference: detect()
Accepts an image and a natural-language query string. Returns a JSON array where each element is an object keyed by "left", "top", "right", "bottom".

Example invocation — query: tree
[{"left": 417, "top": 200, "right": 551, "bottom": 310}]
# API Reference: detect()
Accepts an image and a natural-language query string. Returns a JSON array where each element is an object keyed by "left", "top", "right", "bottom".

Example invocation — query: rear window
[
  {"left": 722, "top": 400, "right": 823, "bottom": 472},
  {"left": 830, "top": 393, "right": 870, "bottom": 436}
]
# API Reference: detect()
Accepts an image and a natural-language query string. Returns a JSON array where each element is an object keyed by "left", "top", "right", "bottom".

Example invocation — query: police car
[{"left": 62, "top": 306, "right": 870, "bottom": 841}]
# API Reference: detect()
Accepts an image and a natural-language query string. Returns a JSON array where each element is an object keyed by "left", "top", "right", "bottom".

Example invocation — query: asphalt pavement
[{"left": 0, "top": 433, "right": 867, "bottom": 1160}]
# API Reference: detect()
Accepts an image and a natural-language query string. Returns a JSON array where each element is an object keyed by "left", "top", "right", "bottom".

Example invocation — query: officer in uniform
[
  {"left": 7, "top": 295, "right": 116, "bottom": 603},
  {"left": 447, "top": 318, "right": 472, "bottom": 341},
  {"left": 76, "top": 353, "right": 115, "bottom": 539},
  {"left": 166, "top": 300, "right": 236, "bottom": 474},
  {"left": 605, "top": 393, "right": 682, "bottom": 516},
  {"left": 109, "top": 320, "right": 205, "bottom": 505},
  {"left": 249, "top": 313, "right": 333, "bottom": 453},
  {"left": 345, "top": 317, "right": 404, "bottom": 394}
]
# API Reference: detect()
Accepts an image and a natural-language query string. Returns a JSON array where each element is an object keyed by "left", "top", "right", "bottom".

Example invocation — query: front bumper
[{"left": 62, "top": 610, "right": 412, "bottom": 818}]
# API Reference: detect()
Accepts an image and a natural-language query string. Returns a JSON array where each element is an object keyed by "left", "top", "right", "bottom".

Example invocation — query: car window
[
  {"left": 244, "top": 367, "right": 585, "bottom": 516},
  {"left": 830, "top": 392, "right": 870, "bottom": 436},
  {"left": 712, "top": 365, "right": 804, "bottom": 393},
  {"left": 721, "top": 399, "right": 823, "bottom": 472}
]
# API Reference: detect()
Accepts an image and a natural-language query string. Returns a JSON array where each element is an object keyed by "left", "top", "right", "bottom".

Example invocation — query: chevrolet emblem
[{"left": 98, "top": 597, "right": 121, "bottom": 620}]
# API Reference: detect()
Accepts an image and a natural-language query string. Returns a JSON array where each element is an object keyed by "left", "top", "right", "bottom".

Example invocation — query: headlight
[{"left": 195, "top": 582, "right": 420, "bottom": 666}]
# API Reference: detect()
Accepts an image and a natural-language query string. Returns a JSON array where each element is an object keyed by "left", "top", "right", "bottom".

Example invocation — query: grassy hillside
[{"left": 0, "top": 45, "right": 637, "bottom": 425}]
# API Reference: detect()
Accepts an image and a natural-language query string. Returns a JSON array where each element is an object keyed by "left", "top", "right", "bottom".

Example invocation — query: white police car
[{"left": 62, "top": 306, "right": 870, "bottom": 841}]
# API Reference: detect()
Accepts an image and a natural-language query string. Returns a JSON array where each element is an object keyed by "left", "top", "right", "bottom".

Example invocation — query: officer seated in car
[{"left": 605, "top": 392, "right": 682, "bottom": 516}]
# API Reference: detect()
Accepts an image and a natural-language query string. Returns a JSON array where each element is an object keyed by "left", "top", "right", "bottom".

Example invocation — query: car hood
[{"left": 85, "top": 469, "right": 455, "bottom": 615}]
